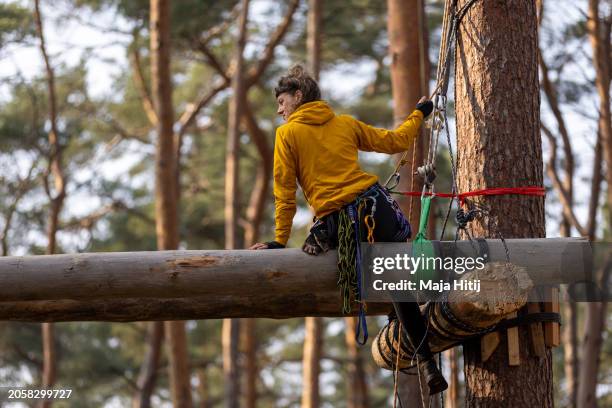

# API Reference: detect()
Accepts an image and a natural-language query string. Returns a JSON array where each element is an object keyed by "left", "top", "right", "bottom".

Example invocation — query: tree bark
[
  {"left": 0, "top": 239, "right": 586, "bottom": 302},
  {"left": 150, "top": 1, "right": 192, "bottom": 406},
  {"left": 302, "top": 3, "right": 323, "bottom": 407},
  {"left": 578, "top": 2, "right": 611, "bottom": 407},
  {"left": 453, "top": 0, "right": 553, "bottom": 406},
  {"left": 224, "top": 1, "right": 250, "bottom": 407}
]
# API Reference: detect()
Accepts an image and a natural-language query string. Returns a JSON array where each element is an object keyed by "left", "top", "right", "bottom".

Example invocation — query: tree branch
[
  {"left": 199, "top": 2, "right": 242, "bottom": 45},
  {"left": 129, "top": 42, "right": 159, "bottom": 127},
  {"left": 541, "top": 124, "right": 587, "bottom": 236},
  {"left": 245, "top": 0, "right": 300, "bottom": 87}
]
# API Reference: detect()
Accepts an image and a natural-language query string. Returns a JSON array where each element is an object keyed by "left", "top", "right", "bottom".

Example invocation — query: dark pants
[{"left": 317, "top": 184, "right": 433, "bottom": 360}]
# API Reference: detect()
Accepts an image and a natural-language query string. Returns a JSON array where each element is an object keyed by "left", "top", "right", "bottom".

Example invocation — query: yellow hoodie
[{"left": 273, "top": 100, "right": 423, "bottom": 245}]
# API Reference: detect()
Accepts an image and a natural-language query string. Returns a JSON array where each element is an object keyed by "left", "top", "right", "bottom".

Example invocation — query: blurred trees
[{"left": 0, "top": 0, "right": 609, "bottom": 406}]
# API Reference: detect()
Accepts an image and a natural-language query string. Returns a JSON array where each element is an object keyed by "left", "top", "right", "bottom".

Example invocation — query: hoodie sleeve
[
  {"left": 350, "top": 110, "right": 424, "bottom": 154},
  {"left": 273, "top": 126, "right": 297, "bottom": 246}
]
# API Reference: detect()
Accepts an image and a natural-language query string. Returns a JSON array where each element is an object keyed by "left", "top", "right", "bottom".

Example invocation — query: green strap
[
  {"left": 415, "top": 195, "right": 432, "bottom": 241},
  {"left": 412, "top": 196, "right": 437, "bottom": 284}
]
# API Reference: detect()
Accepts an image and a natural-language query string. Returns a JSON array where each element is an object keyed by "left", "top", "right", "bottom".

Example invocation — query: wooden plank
[
  {"left": 527, "top": 302, "right": 546, "bottom": 358},
  {"left": 481, "top": 332, "right": 501, "bottom": 362},
  {"left": 507, "top": 312, "right": 520, "bottom": 366},
  {"left": 544, "top": 287, "right": 560, "bottom": 347}
]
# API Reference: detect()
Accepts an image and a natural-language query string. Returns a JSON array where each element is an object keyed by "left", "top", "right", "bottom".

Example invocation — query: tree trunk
[
  {"left": 242, "top": 319, "right": 257, "bottom": 408},
  {"left": 301, "top": 316, "right": 322, "bottom": 408},
  {"left": 562, "top": 299, "right": 578, "bottom": 408},
  {"left": 344, "top": 317, "right": 369, "bottom": 408},
  {"left": 387, "top": 0, "right": 430, "bottom": 229},
  {"left": 302, "top": 2, "right": 323, "bottom": 407},
  {"left": 578, "top": 2, "right": 611, "bottom": 407},
  {"left": 150, "top": 1, "right": 192, "bottom": 406},
  {"left": 224, "top": 1, "right": 249, "bottom": 406},
  {"left": 241, "top": 101, "right": 272, "bottom": 408},
  {"left": 197, "top": 367, "right": 209, "bottom": 408},
  {"left": 444, "top": 348, "right": 460, "bottom": 408},
  {"left": 222, "top": 319, "right": 240, "bottom": 408},
  {"left": 132, "top": 322, "right": 164, "bottom": 408},
  {"left": 386, "top": 0, "right": 431, "bottom": 404},
  {"left": 454, "top": 0, "right": 552, "bottom": 406},
  {"left": 34, "top": 2, "right": 65, "bottom": 405}
]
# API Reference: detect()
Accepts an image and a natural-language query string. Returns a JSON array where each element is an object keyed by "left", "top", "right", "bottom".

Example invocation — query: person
[{"left": 250, "top": 65, "right": 447, "bottom": 394}]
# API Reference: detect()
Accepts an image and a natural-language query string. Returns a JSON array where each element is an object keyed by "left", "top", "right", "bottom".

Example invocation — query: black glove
[
  {"left": 264, "top": 241, "right": 285, "bottom": 249},
  {"left": 416, "top": 100, "right": 434, "bottom": 118},
  {"left": 302, "top": 233, "right": 324, "bottom": 255},
  {"left": 302, "top": 220, "right": 334, "bottom": 256}
]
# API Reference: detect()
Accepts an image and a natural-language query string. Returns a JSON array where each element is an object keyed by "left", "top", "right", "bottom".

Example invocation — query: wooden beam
[
  {"left": 0, "top": 296, "right": 391, "bottom": 322},
  {"left": 0, "top": 238, "right": 587, "bottom": 321},
  {"left": 544, "top": 287, "right": 561, "bottom": 347},
  {"left": 506, "top": 312, "right": 521, "bottom": 366}
]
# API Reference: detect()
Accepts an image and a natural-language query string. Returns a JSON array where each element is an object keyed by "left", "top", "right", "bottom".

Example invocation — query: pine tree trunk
[
  {"left": 224, "top": 1, "right": 249, "bottom": 407},
  {"left": 386, "top": 0, "right": 430, "bottom": 404},
  {"left": 454, "top": 0, "right": 552, "bottom": 406},
  {"left": 387, "top": 0, "right": 429, "bottom": 230},
  {"left": 302, "top": 2, "right": 324, "bottom": 407},
  {"left": 242, "top": 318, "right": 257, "bottom": 408},
  {"left": 562, "top": 300, "right": 578, "bottom": 408},
  {"left": 344, "top": 317, "right": 369, "bottom": 408},
  {"left": 150, "top": 1, "right": 192, "bottom": 406},
  {"left": 241, "top": 102, "right": 271, "bottom": 408},
  {"left": 578, "top": 3, "right": 611, "bottom": 405},
  {"left": 444, "top": 348, "right": 460, "bottom": 408},
  {"left": 301, "top": 317, "right": 322, "bottom": 408},
  {"left": 222, "top": 319, "right": 240, "bottom": 408}
]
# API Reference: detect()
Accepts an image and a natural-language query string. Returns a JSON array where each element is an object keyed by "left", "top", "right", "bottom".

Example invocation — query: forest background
[{"left": 0, "top": 0, "right": 609, "bottom": 407}]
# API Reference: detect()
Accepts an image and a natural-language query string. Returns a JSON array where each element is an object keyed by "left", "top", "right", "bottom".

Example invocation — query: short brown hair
[{"left": 274, "top": 64, "right": 321, "bottom": 104}]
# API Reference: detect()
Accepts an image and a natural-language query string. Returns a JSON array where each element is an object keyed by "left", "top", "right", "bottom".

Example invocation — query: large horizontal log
[
  {"left": 0, "top": 238, "right": 589, "bottom": 321},
  {"left": 0, "top": 238, "right": 588, "bottom": 302},
  {"left": 0, "top": 296, "right": 392, "bottom": 322}
]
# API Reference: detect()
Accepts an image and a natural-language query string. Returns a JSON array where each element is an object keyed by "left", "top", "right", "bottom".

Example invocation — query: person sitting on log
[{"left": 249, "top": 64, "right": 447, "bottom": 394}]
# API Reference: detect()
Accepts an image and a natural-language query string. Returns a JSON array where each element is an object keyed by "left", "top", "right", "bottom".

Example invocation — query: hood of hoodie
[{"left": 287, "top": 101, "right": 335, "bottom": 125}]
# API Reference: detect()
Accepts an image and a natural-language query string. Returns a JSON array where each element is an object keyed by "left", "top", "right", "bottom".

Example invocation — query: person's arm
[
  {"left": 351, "top": 99, "right": 433, "bottom": 154},
  {"left": 272, "top": 126, "right": 298, "bottom": 246}
]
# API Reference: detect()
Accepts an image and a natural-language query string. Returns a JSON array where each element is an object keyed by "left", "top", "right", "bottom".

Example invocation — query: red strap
[{"left": 397, "top": 186, "right": 545, "bottom": 206}]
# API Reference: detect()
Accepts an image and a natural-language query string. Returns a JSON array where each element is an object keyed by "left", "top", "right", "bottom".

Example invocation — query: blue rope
[{"left": 348, "top": 203, "right": 368, "bottom": 345}]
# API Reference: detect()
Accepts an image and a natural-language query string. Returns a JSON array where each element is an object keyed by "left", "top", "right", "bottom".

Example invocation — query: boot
[{"left": 419, "top": 358, "right": 448, "bottom": 395}]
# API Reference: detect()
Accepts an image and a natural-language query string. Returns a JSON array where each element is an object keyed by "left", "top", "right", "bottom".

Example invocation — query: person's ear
[{"left": 295, "top": 90, "right": 303, "bottom": 104}]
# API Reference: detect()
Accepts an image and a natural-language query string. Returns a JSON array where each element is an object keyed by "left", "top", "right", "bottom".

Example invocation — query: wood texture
[
  {"left": 454, "top": 0, "right": 553, "bottom": 406},
  {"left": 0, "top": 240, "right": 587, "bottom": 303}
]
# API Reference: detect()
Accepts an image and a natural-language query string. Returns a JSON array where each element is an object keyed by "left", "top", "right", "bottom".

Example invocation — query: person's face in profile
[{"left": 276, "top": 90, "right": 302, "bottom": 122}]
